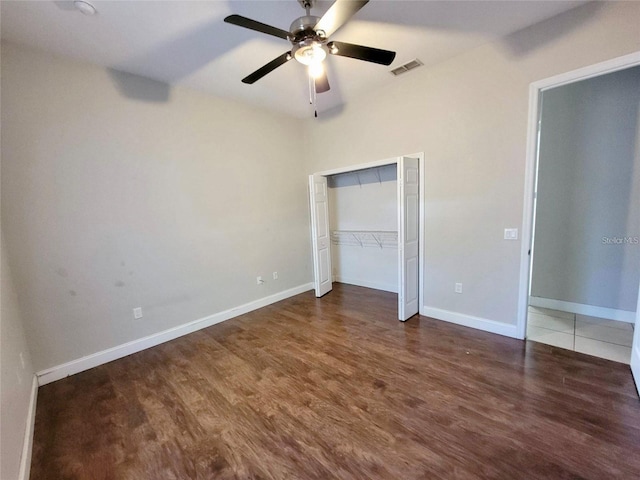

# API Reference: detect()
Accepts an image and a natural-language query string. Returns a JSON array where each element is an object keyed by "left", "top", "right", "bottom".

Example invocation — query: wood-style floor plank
[{"left": 30, "top": 284, "right": 640, "bottom": 479}]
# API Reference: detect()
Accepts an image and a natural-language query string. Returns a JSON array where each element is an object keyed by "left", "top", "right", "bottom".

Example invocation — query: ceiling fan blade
[
  {"left": 224, "top": 14, "right": 290, "bottom": 40},
  {"left": 314, "top": 0, "right": 369, "bottom": 38},
  {"left": 328, "top": 41, "right": 396, "bottom": 66},
  {"left": 315, "top": 70, "right": 330, "bottom": 93},
  {"left": 242, "top": 52, "right": 292, "bottom": 84}
]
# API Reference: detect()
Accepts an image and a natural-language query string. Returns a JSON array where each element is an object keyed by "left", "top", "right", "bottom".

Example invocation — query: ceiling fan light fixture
[
  {"left": 294, "top": 43, "right": 326, "bottom": 66},
  {"left": 308, "top": 63, "right": 324, "bottom": 79}
]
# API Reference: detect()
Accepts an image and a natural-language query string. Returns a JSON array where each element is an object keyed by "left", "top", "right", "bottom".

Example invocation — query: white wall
[
  {"left": 328, "top": 165, "right": 398, "bottom": 292},
  {"left": 306, "top": 1, "right": 640, "bottom": 328},
  {"left": 531, "top": 66, "right": 640, "bottom": 313},
  {"left": 1, "top": 233, "right": 35, "bottom": 480},
  {"left": 1, "top": 42, "right": 312, "bottom": 373}
]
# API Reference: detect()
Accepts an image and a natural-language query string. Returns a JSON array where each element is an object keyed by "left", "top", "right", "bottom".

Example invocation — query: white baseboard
[
  {"left": 421, "top": 306, "right": 519, "bottom": 339},
  {"left": 529, "top": 296, "right": 635, "bottom": 323},
  {"left": 19, "top": 375, "right": 38, "bottom": 480},
  {"left": 334, "top": 276, "right": 397, "bottom": 293},
  {"left": 37, "top": 283, "right": 313, "bottom": 385}
]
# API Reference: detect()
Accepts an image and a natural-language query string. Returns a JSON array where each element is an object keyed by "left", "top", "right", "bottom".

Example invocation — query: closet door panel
[
  {"left": 309, "top": 175, "right": 332, "bottom": 297},
  {"left": 398, "top": 157, "right": 420, "bottom": 320}
]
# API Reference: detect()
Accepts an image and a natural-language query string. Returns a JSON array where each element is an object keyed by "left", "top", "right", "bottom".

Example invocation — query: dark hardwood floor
[{"left": 31, "top": 283, "right": 640, "bottom": 479}]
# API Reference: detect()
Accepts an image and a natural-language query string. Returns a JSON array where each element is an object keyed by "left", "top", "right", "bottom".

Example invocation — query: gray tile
[
  {"left": 574, "top": 337, "right": 631, "bottom": 364},
  {"left": 528, "top": 306, "right": 575, "bottom": 320},
  {"left": 527, "top": 326, "right": 574, "bottom": 350},
  {"left": 575, "top": 314, "right": 634, "bottom": 331},
  {"left": 575, "top": 321, "right": 633, "bottom": 347},
  {"left": 528, "top": 312, "right": 574, "bottom": 333}
]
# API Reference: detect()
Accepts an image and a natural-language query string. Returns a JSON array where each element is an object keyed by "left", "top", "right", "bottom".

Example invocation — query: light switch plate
[{"left": 504, "top": 228, "right": 518, "bottom": 240}]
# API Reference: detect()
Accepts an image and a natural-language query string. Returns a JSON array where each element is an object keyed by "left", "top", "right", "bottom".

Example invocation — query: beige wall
[
  {"left": 1, "top": 232, "right": 35, "bottom": 480},
  {"left": 305, "top": 1, "right": 640, "bottom": 325},
  {"left": 1, "top": 42, "right": 312, "bottom": 372}
]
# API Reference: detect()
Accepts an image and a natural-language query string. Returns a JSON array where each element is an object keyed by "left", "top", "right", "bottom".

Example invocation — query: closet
[
  {"left": 327, "top": 165, "right": 398, "bottom": 293},
  {"left": 309, "top": 155, "right": 421, "bottom": 321}
]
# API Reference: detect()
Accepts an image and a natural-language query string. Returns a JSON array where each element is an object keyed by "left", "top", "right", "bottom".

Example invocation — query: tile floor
[{"left": 526, "top": 306, "right": 634, "bottom": 364}]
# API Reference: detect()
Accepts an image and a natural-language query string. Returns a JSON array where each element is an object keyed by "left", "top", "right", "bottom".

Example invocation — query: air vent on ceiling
[{"left": 390, "top": 59, "right": 424, "bottom": 76}]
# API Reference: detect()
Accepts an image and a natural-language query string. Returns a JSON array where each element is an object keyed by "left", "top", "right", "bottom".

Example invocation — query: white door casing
[
  {"left": 309, "top": 174, "right": 332, "bottom": 297},
  {"left": 631, "top": 281, "right": 640, "bottom": 397},
  {"left": 517, "top": 52, "right": 640, "bottom": 340},
  {"left": 398, "top": 156, "right": 420, "bottom": 321}
]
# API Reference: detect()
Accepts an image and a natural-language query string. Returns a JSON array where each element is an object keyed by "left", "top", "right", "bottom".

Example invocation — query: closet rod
[{"left": 331, "top": 230, "right": 398, "bottom": 249}]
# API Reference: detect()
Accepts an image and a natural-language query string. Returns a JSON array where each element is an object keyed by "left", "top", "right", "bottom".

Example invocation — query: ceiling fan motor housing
[
  {"left": 290, "top": 15, "right": 328, "bottom": 64},
  {"left": 290, "top": 15, "right": 324, "bottom": 39}
]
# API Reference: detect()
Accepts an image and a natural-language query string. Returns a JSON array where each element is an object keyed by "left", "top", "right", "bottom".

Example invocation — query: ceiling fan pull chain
[{"left": 312, "top": 73, "right": 318, "bottom": 117}]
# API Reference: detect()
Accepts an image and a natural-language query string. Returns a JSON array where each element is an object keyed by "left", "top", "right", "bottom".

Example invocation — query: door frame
[
  {"left": 516, "top": 51, "right": 640, "bottom": 340},
  {"left": 310, "top": 152, "right": 426, "bottom": 316},
  {"left": 633, "top": 283, "right": 640, "bottom": 396}
]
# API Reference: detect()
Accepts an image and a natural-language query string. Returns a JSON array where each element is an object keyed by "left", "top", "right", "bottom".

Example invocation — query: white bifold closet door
[
  {"left": 398, "top": 156, "right": 419, "bottom": 321},
  {"left": 309, "top": 174, "right": 332, "bottom": 297},
  {"left": 310, "top": 158, "right": 420, "bottom": 319}
]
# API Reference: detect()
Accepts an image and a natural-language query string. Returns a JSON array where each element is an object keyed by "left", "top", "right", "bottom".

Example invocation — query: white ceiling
[{"left": 1, "top": 0, "right": 586, "bottom": 117}]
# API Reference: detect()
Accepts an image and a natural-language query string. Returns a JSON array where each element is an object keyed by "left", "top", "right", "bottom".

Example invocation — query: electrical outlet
[
  {"left": 256, "top": 276, "right": 264, "bottom": 285},
  {"left": 455, "top": 283, "right": 463, "bottom": 294},
  {"left": 272, "top": 271, "right": 278, "bottom": 280},
  {"left": 133, "top": 307, "right": 143, "bottom": 319}
]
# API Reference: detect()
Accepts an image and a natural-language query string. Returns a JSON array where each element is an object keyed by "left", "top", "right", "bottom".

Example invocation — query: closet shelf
[{"left": 331, "top": 230, "right": 398, "bottom": 249}]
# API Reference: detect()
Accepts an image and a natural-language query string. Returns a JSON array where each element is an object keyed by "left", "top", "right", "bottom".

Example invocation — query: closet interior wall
[{"left": 327, "top": 165, "right": 398, "bottom": 293}]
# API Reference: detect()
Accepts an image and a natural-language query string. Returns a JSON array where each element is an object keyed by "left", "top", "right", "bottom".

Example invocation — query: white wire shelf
[{"left": 331, "top": 230, "right": 398, "bottom": 249}]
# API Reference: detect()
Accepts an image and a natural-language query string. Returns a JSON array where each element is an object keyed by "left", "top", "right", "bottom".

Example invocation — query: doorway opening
[
  {"left": 309, "top": 154, "right": 424, "bottom": 321},
  {"left": 518, "top": 53, "right": 640, "bottom": 370}
]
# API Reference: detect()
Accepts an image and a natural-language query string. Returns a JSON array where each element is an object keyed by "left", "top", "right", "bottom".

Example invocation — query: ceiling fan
[{"left": 224, "top": 0, "right": 396, "bottom": 114}]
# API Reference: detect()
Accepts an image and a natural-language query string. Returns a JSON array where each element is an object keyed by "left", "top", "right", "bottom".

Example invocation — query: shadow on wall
[
  {"left": 501, "top": 2, "right": 603, "bottom": 58},
  {"left": 328, "top": 164, "right": 397, "bottom": 188},
  {"left": 106, "top": 69, "right": 171, "bottom": 103},
  {"left": 104, "top": 3, "right": 347, "bottom": 112},
  {"left": 91, "top": 1, "right": 602, "bottom": 107}
]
